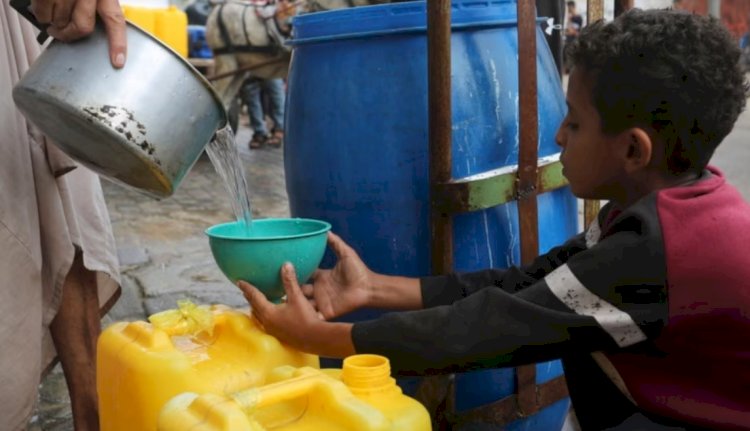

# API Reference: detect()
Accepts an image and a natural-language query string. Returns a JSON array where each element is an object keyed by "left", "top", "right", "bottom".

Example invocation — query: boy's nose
[{"left": 555, "top": 126, "right": 566, "bottom": 149}]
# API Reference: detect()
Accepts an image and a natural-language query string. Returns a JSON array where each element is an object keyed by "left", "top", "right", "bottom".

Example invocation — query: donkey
[{"left": 205, "top": 0, "right": 394, "bottom": 126}]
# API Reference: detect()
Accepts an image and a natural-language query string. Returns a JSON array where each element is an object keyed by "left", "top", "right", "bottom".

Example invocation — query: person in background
[
  {"left": 1, "top": 0, "right": 125, "bottom": 428},
  {"left": 537, "top": 0, "right": 566, "bottom": 77},
  {"left": 243, "top": 9, "right": 750, "bottom": 430},
  {"left": 564, "top": 0, "right": 583, "bottom": 73},
  {"left": 241, "top": 77, "right": 286, "bottom": 149}
]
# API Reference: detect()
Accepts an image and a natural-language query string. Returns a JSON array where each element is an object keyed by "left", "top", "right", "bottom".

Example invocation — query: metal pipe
[
  {"left": 516, "top": 0, "right": 540, "bottom": 268},
  {"left": 428, "top": 0, "right": 453, "bottom": 276},
  {"left": 583, "top": 0, "right": 604, "bottom": 229},
  {"left": 515, "top": 0, "right": 541, "bottom": 415}
]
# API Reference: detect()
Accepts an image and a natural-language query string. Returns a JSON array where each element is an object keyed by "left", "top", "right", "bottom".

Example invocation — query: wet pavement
[
  {"left": 28, "top": 83, "right": 750, "bottom": 430},
  {"left": 27, "top": 120, "right": 286, "bottom": 430}
]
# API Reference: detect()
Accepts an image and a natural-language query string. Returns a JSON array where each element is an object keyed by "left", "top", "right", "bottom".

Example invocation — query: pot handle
[{"left": 9, "top": 0, "right": 50, "bottom": 44}]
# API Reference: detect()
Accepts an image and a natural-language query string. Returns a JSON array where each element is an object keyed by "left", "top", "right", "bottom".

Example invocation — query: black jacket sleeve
[
  {"left": 352, "top": 223, "right": 668, "bottom": 376},
  {"left": 420, "top": 231, "right": 588, "bottom": 308}
]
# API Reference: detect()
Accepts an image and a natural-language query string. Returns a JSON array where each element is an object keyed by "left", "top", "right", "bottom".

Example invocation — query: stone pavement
[{"left": 27, "top": 121, "right": 288, "bottom": 430}]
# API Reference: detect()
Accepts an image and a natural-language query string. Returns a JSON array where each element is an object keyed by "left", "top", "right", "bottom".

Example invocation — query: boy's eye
[{"left": 566, "top": 121, "right": 579, "bottom": 131}]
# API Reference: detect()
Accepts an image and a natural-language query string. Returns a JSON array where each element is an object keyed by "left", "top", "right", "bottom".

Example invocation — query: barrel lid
[{"left": 290, "top": 0, "right": 540, "bottom": 45}]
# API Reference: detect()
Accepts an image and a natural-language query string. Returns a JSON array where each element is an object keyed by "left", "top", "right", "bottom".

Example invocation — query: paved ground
[
  {"left": 27, "top": 119, "right": 287, "bottom": 430},
  {"left": 28, "top": 83, "right": 750, "bottom": 430}
]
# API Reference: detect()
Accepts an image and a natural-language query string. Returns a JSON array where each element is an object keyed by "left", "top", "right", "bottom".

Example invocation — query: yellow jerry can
[
  {"left": 97, "top": 302, "right": 319, "bottom": 431},
  {"left": 122, "top": 5, "right": 157, "bottom": 35},
  {"left": 122, "top": 5, "right": 188, "bottom": 57},
  {"left": 157, "top": 354, "right": 432, "bottom": 431},
  {"left": 155, "top": 6, "right": 188, "bottom": 57}
]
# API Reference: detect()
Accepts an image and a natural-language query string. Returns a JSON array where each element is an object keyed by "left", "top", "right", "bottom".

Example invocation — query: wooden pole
[
  {"left": 428, "top": 0, "right": 454, "bottom": 276},
  {"left": 583, "top": 0, "right": 603, "bottom": 228},
  {"left": 517, "top": 0, "right": 540, "bottom": 268},
  {"left": 420, "top": 2, "right": 455, "bottom": 428},
  {"left": 515, "top": 0, "right": 541, "bottom": 415}
]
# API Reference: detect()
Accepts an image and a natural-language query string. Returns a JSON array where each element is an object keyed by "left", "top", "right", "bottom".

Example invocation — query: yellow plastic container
[
  {"left": 155, "top": 6, "right": 188, "bottom": 57},
  {"left": 97, "top": 304, "right": 319, "bottom": 431},
  {"left": 122, "top": 5, "right": 188, "bottom": 57},
  {"left": 157, "top": 354, "right": 432, "bottom": 431},
  {"left": 122, "top": 5, "right": 157, "bottom": 35}
]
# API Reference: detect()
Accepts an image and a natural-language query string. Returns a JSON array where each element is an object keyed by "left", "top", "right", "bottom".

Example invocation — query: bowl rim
[{"left": 205, "top": 218, "right": 332, "bottom": 241}]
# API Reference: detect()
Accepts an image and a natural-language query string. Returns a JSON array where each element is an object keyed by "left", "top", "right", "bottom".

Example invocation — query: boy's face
[{"left": 556, "top": 68, "right": 627, "bottom": 200}]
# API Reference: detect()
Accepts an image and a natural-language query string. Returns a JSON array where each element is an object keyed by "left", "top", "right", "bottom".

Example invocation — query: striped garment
[{"left": 352, "top": 166, "right": 750, "bottom": 430}]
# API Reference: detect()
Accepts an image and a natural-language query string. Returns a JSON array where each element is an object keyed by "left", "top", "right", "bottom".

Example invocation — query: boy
[{"left": 241, "top": 9, "right": 750, "bottom": 430}]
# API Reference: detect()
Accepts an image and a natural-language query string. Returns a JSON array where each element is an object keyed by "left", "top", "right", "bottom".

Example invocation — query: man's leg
[
  {"left": 243, "top": 78, "right": 269, "bottom": 148},
  {"left": 49, "top": 251, "right": 100, "bottom": 431},
  {"left": 265, "top": 78, "right": 286, "bottom": 131},
  {"left": 265, "top": 78, "right": 286, "bottom": 147}
]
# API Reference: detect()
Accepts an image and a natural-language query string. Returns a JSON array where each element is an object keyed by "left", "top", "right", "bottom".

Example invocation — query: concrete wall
[
  {"left": 568, "top": 0, "right": 749, "bottom": 39},
  {"left": 675, "top": 0, "right": 750, "bottom": 38},
  {"left": 570, "top": 0, "right": 672, "bottom": 24}
]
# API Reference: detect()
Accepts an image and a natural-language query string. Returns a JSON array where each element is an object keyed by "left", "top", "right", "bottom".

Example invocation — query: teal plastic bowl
[{"left": 206, "top": 218, "right": 331, "bottom": 301}]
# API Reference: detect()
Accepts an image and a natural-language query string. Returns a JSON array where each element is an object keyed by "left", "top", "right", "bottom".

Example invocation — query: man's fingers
[
  {"left": 97, "top": 0, "right": 127, "bottom": 68},
  {"left": 46, "top": 0, "right": 127, "bottom": 68},
  {"left": 30, "top": 0, "right": 54, "bottom": 24},
  {"left": 47, "top": 0, "right": 95, "bottom": 41},
  {"left": 51, "top": 0, "right": 75, "bottom": 28}
]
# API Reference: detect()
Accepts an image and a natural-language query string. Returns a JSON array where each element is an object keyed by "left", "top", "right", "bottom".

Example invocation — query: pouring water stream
[{"left": 205, "top": 126, "right": 253, "bottom": 232}]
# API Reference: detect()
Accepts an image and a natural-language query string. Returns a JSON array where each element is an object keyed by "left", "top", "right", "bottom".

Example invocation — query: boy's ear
[{"left": 620, "top": 128, "right": 653, "bottom": 173}]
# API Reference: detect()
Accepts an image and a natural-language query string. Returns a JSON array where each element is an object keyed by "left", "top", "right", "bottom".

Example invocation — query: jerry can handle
[
  {"left": 10, "top": 0, "right": 50, "bottom": 44},
  {"left": 230, "top": 369, "right": 325, "bottom": 412}
]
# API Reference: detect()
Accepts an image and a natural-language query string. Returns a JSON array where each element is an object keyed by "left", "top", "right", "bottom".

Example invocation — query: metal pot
[{"left": 12, "top": 17, "right": 227, "bottom": 198}]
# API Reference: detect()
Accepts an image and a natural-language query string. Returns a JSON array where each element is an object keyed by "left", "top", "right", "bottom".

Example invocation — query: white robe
[{"left": 0, "top": 3, "right": 120, "bottom": 429}]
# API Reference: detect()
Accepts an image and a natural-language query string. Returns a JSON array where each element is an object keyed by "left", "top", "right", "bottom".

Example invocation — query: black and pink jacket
[{"left": 352, "top": 167, "right": 750, "bottom": 430}]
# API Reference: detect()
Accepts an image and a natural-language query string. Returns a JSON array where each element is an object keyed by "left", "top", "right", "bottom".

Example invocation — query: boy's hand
[
  {"left": 239, "top": 263, "right": 355, "bottom": 357},
  {"left": 301, "top": 232, "right": 373, "bottom": 320},
  {"left": 239, "top": 263, "right": 321, "bottom": 351}
]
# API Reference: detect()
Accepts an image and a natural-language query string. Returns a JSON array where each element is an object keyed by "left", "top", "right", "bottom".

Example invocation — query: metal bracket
[{"left": 432, "top": 153, "right": 568, "bottom": 214}]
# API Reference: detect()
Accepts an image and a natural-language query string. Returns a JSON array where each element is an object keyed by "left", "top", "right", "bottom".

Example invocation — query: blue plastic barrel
[{"left": 285, "top": 1, "right": 576, "bottom": 430}]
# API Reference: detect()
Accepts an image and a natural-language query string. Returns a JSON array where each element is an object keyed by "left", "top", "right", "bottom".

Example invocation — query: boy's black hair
[
  {"left": 566, "top": 1, "right": 576, "bottom": 7},
  {"left": 565, "top": 9, "right": 749, "bottom": 174}
]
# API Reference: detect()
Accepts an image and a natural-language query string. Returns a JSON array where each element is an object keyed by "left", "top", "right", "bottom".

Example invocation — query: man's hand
[{"left": 31, "top": 0, "right": 127, "bottom": 68}]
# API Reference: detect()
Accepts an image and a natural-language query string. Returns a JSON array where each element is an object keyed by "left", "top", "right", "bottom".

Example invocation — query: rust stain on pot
[{"left": 82, "top": 105, "right": 161, "bottom": 166}]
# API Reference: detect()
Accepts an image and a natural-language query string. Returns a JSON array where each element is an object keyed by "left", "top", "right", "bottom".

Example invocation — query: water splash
[{"left": 205, "top": 127, "right": 253, "bottom": 232}]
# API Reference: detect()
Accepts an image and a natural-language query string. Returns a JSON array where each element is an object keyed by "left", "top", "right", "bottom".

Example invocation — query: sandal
[
  {"left": 249, "top": 132, "right": 268, "bottom": 149},
  {"left": 267, "top": 129, "right": 284, "bottom": 148}
]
